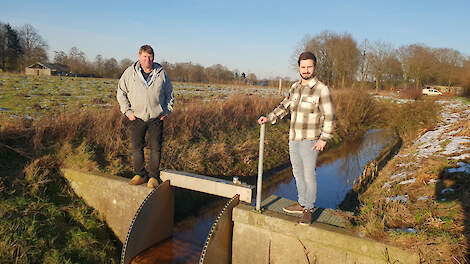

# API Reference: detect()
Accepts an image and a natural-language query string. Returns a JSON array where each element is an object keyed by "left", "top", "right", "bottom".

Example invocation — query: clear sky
[{"left": 2, "top": 0, "right": 469, "bottom": 80}]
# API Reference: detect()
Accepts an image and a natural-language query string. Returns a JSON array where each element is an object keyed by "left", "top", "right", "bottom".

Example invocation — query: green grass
[{"left": 0, "top": 156, "right": 120, "bottom": 263}]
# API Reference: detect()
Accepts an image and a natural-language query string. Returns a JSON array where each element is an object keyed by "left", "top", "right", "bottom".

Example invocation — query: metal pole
[{"left": 256, "top": 123, "right": 265, "bottom": 211}]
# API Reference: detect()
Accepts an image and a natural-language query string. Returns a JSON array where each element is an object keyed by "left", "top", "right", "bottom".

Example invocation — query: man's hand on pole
[
  {"left": 313, "top": 139, "right": 326, "bottom": 151},
  {"left": 258, "top": 116, "right": 267, "bottom": 125}
]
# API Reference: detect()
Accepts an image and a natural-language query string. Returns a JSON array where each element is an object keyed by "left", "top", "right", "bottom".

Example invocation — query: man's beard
[{"left": 300, "top": 72, "right": 314, "bottom": 80}]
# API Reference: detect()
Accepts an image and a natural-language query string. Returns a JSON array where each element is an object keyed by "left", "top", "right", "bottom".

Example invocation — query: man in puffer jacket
[{"left": 117, "top": 45, "right": 174, "bottom": 188}]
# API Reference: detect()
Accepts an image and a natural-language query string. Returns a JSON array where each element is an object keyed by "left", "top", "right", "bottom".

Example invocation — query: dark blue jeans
[{"left": 129, "top": 118, "right": 163, "bottom": 180}]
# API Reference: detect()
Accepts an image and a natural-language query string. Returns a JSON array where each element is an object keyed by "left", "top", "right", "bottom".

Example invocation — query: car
[{"left": 422, "top": 88, "right": 442, "bottom": 96}]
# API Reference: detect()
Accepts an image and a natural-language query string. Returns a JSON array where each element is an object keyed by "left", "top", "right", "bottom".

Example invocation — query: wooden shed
[{"left": 25, "top": 62, "right": 69, "bottom": 76}]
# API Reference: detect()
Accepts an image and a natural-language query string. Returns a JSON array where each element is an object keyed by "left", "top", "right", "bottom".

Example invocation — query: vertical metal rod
[{"left": 256, "top": 123, "right": 265, "bottom": 211}]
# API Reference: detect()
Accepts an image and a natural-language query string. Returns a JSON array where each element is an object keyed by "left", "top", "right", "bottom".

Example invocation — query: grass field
[
  {"left": 0, "top": 73, "right": 282, "bottom": 119},
  {"left": 0, "top": 73, "right": 448, "bottom": 262}
]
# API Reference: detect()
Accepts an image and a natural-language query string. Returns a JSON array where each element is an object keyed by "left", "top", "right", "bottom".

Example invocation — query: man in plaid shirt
[{"left": 258, "top": 51, "right": 335, "bottom": 225}]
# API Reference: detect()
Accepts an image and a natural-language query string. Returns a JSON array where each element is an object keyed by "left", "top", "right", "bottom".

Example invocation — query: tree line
[
  {"left": 293, "top": 30, "right": 469, "bottom": 90},
  {"left": 2, "top": 22, "right": 469, "bottom": 90},
  {"left": 0, "top": 22, "right": 263, "bottom": 84}
]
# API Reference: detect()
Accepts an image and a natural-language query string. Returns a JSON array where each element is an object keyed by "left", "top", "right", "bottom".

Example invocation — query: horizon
[{"left": 2, "top": 0, "right": 470, "bottom": 80}]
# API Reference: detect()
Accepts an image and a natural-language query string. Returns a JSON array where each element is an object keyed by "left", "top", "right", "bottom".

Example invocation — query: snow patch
[
  {"left": 386, "top": 195, "right": 408, "bottom": 203},
  {"left": 447, "top": 162, "right": 470, "bottom": 174}
]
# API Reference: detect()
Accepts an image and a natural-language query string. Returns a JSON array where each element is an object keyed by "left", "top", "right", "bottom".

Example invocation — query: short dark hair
[
  {"left": 298, "top": 51, "right": 317, "bottom": 66},
  {"left": 139, "top": 45, "right": 154, "bottom": 56}
]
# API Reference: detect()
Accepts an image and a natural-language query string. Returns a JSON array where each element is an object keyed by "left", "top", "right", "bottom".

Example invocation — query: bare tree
[
  {"left": 103, "top": 57, "right": 119, "bottom": 78},
  {"left": 247, "top": 73, "right": 257, "bottom": 85},
  {"left": 293, "top": 31, "right": 360, "bottom": 88},
  {"left": 433, "top": 48, "right": 464, "bottom": 87},
  {"left": 399, "top": 44, "right": 437, "bottom": 88},
  {"left": 94, "top": 54, "right": 105, "bottom": 77},
  {"left": 53, "top": 50, "right": 68, "bottom": 65},
  {"left": 119, "top": 58, "right": 133, "bottom": 75},
  {"left": 18, "top": 24, "right": 48, "bottom": 67},
  {"left": 68, "top": 46, "right": 88, "bottom": 74},
  {"left": 383, "top": 56, "right": 403, "bottom": 89},
  {"left": 368, "top": 41, "right": 394, "bottom": 93}
]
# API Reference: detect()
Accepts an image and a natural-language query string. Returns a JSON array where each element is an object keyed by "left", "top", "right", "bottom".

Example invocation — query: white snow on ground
[
  {"left": 382, "top": 99, "right": 470, "bottom": 202},
  {"left": 447, "top": 162, "right": 470, "bottom": 174},
  {"left": 386, "top": 195, "right": 408, "bottom": 203},
  {"left": 373, "top": 95, "right": 414, "bottom": 104},
  {"left": 417, "top": 196, "right": 429, "bottom": 201},
  {"left": 390, "top": 171, "right": 409, "bottom": 180},
  {"left": 399, "top": 178, "right": 416, "bottom": 185}
]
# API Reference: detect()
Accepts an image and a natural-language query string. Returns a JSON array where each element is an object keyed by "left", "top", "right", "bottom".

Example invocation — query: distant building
[{"left": 25, "top": 62, "right": 69, "bottom": 76}]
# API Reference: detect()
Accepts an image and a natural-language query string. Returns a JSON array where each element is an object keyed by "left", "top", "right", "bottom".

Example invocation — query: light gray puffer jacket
[{"left": 117, "top": 61, "right": 174, "bottom": 121}]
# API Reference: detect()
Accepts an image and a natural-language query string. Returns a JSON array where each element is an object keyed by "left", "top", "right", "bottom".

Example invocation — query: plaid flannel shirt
[{"left": 267, "top": 77, "right": 335, "bottom": 141}]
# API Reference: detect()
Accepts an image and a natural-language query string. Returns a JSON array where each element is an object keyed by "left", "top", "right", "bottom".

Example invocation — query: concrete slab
[
  {"left": 261, "top": 195, "right": 348, "bottom": 228},
  {"left": 62, "top": 168, "right": 154, "bottom": 243},
  {"left": 160, "top": 170, "right": 254, "bottom": 203},
  {"left": 232, "top": 203, "right": 419, "bottom": 264}
]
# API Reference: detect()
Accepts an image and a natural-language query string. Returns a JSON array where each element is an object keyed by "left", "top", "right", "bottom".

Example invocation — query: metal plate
[
  {"left": 121, "top": 180, "right": 174, "bottom": 264},
  {"left": 261, "top": 195, "right": 347, "bottom": 228},
  {"left": 199, "top": 194, "right": 240, "bottom": 264}
]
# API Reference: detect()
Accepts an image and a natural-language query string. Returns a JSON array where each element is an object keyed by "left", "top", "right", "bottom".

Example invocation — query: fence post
[{"left": 256, "top": 123, "right": 265, "bottom": 211}]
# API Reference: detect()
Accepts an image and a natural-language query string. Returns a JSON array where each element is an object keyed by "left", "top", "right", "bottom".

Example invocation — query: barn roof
[{"left": 27, "top": 62, "right": 69, "bottom": 72}]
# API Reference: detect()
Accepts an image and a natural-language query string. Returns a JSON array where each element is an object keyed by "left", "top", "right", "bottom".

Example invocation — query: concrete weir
[
  {"left": 61, "top": 168, "right": 253, "bottom": 242},
  {"left": 62, "top": 168, "right": 419, "bottom": 263},
  {"left": 161, "top": 170, "right": 253, "bottom": 203}
]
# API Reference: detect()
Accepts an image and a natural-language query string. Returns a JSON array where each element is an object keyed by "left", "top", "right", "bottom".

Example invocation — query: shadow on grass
[{"left": 436, "top": 165, "right": 470, "bottom": 262}]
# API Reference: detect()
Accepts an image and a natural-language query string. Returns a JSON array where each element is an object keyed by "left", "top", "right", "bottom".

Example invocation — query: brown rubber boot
[
  {"left": 129, "top": 175, "right": 147, "bottom": 185},
  {"left": 282, "top": 202, "right": 304, "bottom": 214},
  {"left": 147, "top": 177, "right": 159, "bottom": 189}
]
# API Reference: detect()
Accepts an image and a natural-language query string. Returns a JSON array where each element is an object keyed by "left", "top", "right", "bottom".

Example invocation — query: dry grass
[
  {"left": 378, "top": 100, "right": 440, "bottom": 142},
  {"left": 400, "top": 87, "right": 423, "bottom": 100},
  {"left": 355, "top": 116, "right": 470, "bottom": 263},
  {"left": 333, "top": 87, "right": 381, "bottom": 140},
  {"left": 1, "top": 90, "right": 383, "bottom": 178},
  {"left": 0, "top": 89, "right": 418, "bottom": 262}
]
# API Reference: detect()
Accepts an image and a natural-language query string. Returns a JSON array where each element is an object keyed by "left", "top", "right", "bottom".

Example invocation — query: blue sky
[{"left": 2, "top": 0, "right": 469, "bottom": 79}]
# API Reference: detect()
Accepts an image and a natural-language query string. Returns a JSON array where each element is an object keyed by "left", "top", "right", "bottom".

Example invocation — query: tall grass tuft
[{"left": 333, "top": 87, "right": 381, "bottom": 141}]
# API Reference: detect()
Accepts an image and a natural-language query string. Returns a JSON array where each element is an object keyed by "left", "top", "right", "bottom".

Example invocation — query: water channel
[{"left": 131, "top": 129, "right": 396, "bottom": 263}]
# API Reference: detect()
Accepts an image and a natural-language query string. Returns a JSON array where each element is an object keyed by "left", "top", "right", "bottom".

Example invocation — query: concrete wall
[
  {"left": 62, "top": 169, "right": 153, "bottom": 243},
  {"left": 232, "top": 204, "right": 418, "bottom": 264}
]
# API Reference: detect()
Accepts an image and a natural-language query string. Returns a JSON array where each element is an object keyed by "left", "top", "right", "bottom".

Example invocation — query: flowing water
[{"left": 131, "top": 129, "right": 396, "bottom": 263}]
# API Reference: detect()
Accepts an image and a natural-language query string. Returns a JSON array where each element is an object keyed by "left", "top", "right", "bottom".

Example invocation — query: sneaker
[
  {"left": 299, "top": 209, "right": 312, "bottom": 226},
  {"left": 282, "top": 202, "right": 304, "bottom": 214},
  {"left": 147, "top": 177, "right": 159, "bottom": 189},
  {"left": 129, "top": 175, "right": 147, "bottom": 185}
]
